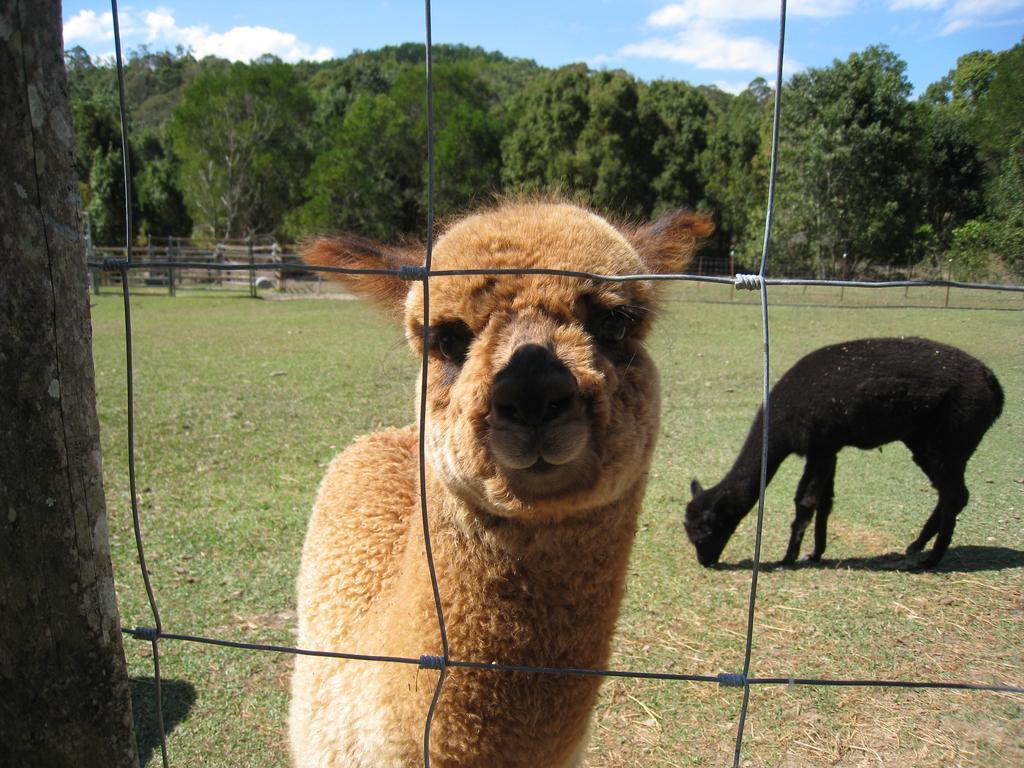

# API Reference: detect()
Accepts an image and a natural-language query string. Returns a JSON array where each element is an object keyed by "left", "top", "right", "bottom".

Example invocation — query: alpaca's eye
[
  {"left": 435, "top": 322, "right": 473, "bottom": 365},
  {"left": 594, "top": 310, "right": 629, "bottom": 345}
]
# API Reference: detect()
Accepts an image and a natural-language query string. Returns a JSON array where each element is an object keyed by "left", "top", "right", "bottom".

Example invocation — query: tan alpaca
[{"left": 290, "top": 200, "right": 712, "bottom": 768}]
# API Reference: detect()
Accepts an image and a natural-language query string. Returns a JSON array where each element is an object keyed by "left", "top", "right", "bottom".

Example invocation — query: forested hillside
[{"left": 65, "top": 39, "right": 1023, "bottom": 278}]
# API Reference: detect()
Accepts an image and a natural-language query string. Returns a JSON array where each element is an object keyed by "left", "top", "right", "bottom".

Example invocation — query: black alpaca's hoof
[
  {"left": 915, "top": 555, "right": 942, "bottom": 571},
  {"left": 901, "top": 550, "right": 940, "bottom": 571},
  {"left": 801, "top": 552, "right": 823, "bottom": 563},
  {"left": 904, "top": 541, "right": 924, "bottom": 556}
]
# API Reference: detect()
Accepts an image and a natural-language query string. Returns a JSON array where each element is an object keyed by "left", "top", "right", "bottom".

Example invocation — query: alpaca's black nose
[{"left": 491, "top": 345, "right": 580, "bottom": 427}]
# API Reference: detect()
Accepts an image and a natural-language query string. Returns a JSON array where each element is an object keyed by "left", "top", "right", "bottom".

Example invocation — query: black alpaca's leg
[
  {"left": 918, "top": 475, "right": 969, "bottom": 569},
  {"left": 906, "top": 439, "right": 943, "bottom": 554},
  {"left": 808, "top": 454, "right": 837, "bottom": 561},
  {"left": 783, "top": 502, "right": 814, "bottom": 564},
  {"left": 907, "top": 442, "right": 970, "bottom": 568},
  {"left": 783, "top": 453, "right": 835, "bottom": 564},
  {"left": 782, "top": 461, "right": 815, "bottom": 564},
  {"left": 905, "top": 507, "right": 940, "bottom": 555}
]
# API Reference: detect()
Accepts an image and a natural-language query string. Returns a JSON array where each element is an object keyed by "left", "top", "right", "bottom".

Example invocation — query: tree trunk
[{"left": 0, "top": 2, "right": 139, "bottom": 767}]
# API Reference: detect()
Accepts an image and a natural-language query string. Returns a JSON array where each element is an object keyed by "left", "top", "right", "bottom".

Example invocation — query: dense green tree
[
  {"left": 929, "top": 40, "right": 1023, "bottom": 277},
  {"left": 640, "top": 80, "right": 710, "bottom": 214},
  {"left": 986, "top": 135, "right": 1024, "bottom": 276},
  {"left": 134, "top": 130, "right": 192, "bottom": 238},
  {"left": 951, "top": 134, "right": 1024, "bottom": 281},
  {"left": 772, "top": 46, "right": 918, "bottom": 275},
  {"left": 972, "top": 41, "right": 1024, "bottom": 172},
  {"left": 303, "top": 53, "right": 398, "bottom": 142},
  {"left": 65, "top": 50, "right": 133, "bottom": 245},
  {"left": 65, "top": 50, "right": 118, "bottom": 185},
  {"left": 389, "top": 64, "right": 503, "bottom": 220},
  {"left": 301, "top": 44, "right": 538, "bottom": 151},
  {"left": 169, "top": 61, "right": 314, "bottom": 238},
  {"left": 84, "top": 147, "right": 131, "bottom": 246},
  {"left": 501, "top": 65, "right": 591, "bottom": 195},
  {"left": 912, "top": 100, "right": 985, "bottom": 253},
  {"left": 701, "top": 79, "right": 773, "bottom": 262},
  {"left": 292, "top": 62, "right": 501, "bottom": 239},
  {"left": 65, "top": 46, "right": 200, "bottom": 242},
  {"left": 950, "top": 50, "right": 999, "bottom": 108},
  {"left": 61, "top": 37, "right": 1023, "bottom": 275},
  {"left": 291, "top": 93, "right": 419, "bottom": 240},
  {"left": 575, "top": 70, "right": 656, "bottom": 215},
  {"left": 124, "top": 46, "right": 200, "bottom": 129},
  {"left": 970, "top": 42, "right": 1024, "bottom": 277},
  {"left": 502, "top": 66, "right": 654, "bottom": 217}
]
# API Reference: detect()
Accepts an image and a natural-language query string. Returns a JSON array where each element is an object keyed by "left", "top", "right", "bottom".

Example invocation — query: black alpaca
[{"left": 685, "top": 337, "right": 1003, "bottom": 569}]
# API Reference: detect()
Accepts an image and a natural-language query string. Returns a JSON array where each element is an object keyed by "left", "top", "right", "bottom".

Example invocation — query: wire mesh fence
[
  {"left": 93, "top": 1, "right": 1023, "bottom": 767},
  {"left": 88, "top": 238, "right": 304, "bottom": 297}
]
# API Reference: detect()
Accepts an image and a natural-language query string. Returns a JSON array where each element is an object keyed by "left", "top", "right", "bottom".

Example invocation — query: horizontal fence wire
[
  {"left": 119, "top": 626, "right": 1024, "bottom": 694},
  {"left": 102, "top": 1, "right": 1023, "bottom": 767},
  {"left": 87, "top": 258, "right": 1024, "bottom": 293}
]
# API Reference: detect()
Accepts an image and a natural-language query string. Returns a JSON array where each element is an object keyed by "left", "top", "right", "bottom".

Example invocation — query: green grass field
[{"left": 90, "top": 283, "right": 1023, "bottom": 767}]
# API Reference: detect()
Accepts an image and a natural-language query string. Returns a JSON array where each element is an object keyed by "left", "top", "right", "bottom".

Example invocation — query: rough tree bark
[{"left": 0, "top": 2, "right": 139, "bottom": 766}]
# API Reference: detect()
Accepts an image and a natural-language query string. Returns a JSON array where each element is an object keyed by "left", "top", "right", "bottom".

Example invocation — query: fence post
[
  {"left": 0, "top": 3, "right": 139, "bottom": 766},
  {"left": 249, "top": 234, "right": 256, "bottom": 298},
  {"left": 839, "top": 252, "right": 847, "bottom": 303},
  {"left": 86, "top": 214, "right": 100, "bottom": 295},
  {"left": 945, "top": 258, "right": 952, "bottom": 308},
  {"left": 273, "top": 242, "right": 285, "bottom": 292},
  {"left": 169, "top": 240, "right": 176, "bottom": 297},
  {"left": 729, "top": 248, "right": 735, "bottom": 301}
]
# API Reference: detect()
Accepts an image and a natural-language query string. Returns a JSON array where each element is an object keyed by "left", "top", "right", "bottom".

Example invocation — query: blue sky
[{"left": 63, "top": 1, "right": 1023, "bottom": 95}]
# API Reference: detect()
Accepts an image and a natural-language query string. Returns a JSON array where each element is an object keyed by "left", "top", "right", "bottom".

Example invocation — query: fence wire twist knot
[
  {"left": 419, "top": 655, "right": 448, "bottom": 671},
  {"left": 718, "top": 673, "right": 747, "bottom": 688},
  {"left": 400, "top": 264, "right": 431, "bottom": 281},
  {"left": 733, "top": 273, "right": 762, "bottom": 290},
  {"left": 129, "top": 625, "right": 158, "bottom": 642}
]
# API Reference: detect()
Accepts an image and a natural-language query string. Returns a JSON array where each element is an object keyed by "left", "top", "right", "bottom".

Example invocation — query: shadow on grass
[
  {"left": 714, "top": 544, "right": 1024, "bottom": 574},
  {"left": 130, "top": 677, "right": 197, "bottom": 766}
]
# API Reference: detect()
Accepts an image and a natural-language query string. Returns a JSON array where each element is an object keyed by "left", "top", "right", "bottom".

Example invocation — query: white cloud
[
  {"left": 648, "top": 0, "right": 855, "bottom": 27},
  {"left": 884, "top": 0, "right": 1024, "bottom": 32},
  {"left": 888, "top": 0, "right": 947, "bottom": 10},
  {"left": 64, "top": 6, "right": 333, "bottom": 63},
  {"left": 941, "top": 0, "right": 1024, "bottom": 33},
  {"left": 621, "top": 21, "right": 786, "bottom": 73},
  {"left": 621, "top": 4, "right": 811, "bottom": 74},
  {"left": 144, "top": 10, "right": 179, "bottom": 42},
  {"left": 63, "top": 9, "right": 115, "bottom": 42},
  {"left": 64, "top": 8, "right": 148, "bottom": 44},
  {"left": 194, "top": 26, "right": 334, "bottom": 62}
]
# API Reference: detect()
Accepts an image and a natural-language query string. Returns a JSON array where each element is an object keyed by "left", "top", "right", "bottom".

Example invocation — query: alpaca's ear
[
  {"left": 303, "top": 235, "right": 424, "bottom": 314},
  {"left": 629, "top": 210, "right": 714, "bottom": 274},
  {"left": 690, "top": 479, "right": 704, "bottom": 497}
]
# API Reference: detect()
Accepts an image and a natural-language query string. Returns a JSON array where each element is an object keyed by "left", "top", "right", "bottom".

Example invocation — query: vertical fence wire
[
  {"left": 110, "top": 1, "right": 169, "bottom": 765},
  {"left": 110, "top": 0, "right": 132, "bottom": 266},
  {"left": 417, "top": 3, "right": 450, "bottom": 765},
  {"left": 731, "top": 2, "right": 788, "bottom": 765}
]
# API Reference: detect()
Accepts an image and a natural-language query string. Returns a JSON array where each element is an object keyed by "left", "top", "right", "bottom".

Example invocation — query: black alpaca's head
[{"left": 684, "top": 479, "right": 741, "bottom": 566}]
